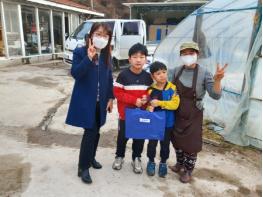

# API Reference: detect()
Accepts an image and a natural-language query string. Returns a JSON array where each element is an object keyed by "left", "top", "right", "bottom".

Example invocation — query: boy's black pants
[
  {"left": 115, "top": 119, "right": 145, "bottom": 160},
  {"left": 147, "top": 127, "right": 173, "bottom": 163},
  {"left": 79, "top": 103, "right": 100, "bottom": 170}
]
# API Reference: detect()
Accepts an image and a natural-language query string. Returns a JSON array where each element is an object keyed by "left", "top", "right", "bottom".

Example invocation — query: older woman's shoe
[
  {"left": 81, "top": 169, "right": 92, "bottom": 184},
  {"left": 169, "top": 163, "right": 184, "bottom": 174},
  {"left": 91, "top": 159, "right": 102, "bottom": 169},
  {"left": 179, "top": 170, "right": 192, "bottom": 183}
]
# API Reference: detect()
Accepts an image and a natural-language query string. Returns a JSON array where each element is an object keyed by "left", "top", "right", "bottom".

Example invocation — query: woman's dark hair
[
  {"left": 86, "top": 22, "right": 112, "bottom": 67},
  {"left": 150, "top": 61, "right": 167, "bottom": 74}
]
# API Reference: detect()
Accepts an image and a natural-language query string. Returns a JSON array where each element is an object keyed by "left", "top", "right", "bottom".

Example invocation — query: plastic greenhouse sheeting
[{"left": 153, "top": 0, "right": 262, "bottom": 148}]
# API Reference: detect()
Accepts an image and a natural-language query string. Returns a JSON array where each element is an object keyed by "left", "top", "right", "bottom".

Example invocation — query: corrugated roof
[
  {"left": 26, "top": 0, "right": 104, "bottom": 16},
  {"left": 49, "top": 0, "right": 91, "bottom": 10},
  {"left": 123, "top": 1, "right": 208, "bottom": 7}
]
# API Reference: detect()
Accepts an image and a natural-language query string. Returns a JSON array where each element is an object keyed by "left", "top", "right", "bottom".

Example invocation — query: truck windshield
[
  {"left": 70, "top": 21, "right": 115, "bottom": 40},
  {"left": 70, "top": 22, "right": 93, "bottom": 39}
]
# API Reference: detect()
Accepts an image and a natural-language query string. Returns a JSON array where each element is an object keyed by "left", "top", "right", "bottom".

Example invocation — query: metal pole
[
  {"left": 62, "top": 12, "right": 65, "bottom": 52},
  {"left": 50, "top": 9, "right": 55, "bottom": 54},
  {"left": 0, "top": 1, "right": 9, "bottom": 58},
  {"left": 35, "top": 7, "right": 41, "bottom": 55},
  {"left": 91, "top": 0, "right": 93, "bottom": 10},
  {"left": 18, "top": 4, "right": 25, "bottom": 57},
  {"left": 69, "top": 13, "right": 72, "bottom": 34}
]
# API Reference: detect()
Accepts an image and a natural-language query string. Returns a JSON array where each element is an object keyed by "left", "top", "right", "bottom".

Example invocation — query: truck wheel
[{"left": 112, "top": 58, "right": 120, "bottom": 70}]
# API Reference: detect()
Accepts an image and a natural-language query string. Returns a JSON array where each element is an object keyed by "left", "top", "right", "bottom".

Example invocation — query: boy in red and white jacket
[{"left": 112, "top": 43, "right": 153, "bottom": 174}]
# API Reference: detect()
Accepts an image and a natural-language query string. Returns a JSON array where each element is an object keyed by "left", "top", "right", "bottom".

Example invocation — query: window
[
  {"left": 4, "top": 3, "right": 22, "bottom": 56},
  {"left": 22, "top": 6, "right": 38, "bottom": 56},
  {"left": 79, "top": 15, "right": 86, "bottom": 25},
  {"left": 123, "top": 22, "right": 139, "bottom": 35},
  {"left": 64, "top": 13, "right": 69, "bottom": 39},
  {"left": 71, "top": 14, "right": 79, "bottom": 34},
  {"left": 39, "top": 9, "right": 51, "bottom": 54},
  {"left": 53, "top": 11, "right": 63, "bottom": 53}
]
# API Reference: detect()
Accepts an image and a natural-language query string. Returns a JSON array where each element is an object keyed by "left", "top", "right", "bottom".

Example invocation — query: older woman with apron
[{"left": 170, "top": 42, "right": 227, "bottom": 183}]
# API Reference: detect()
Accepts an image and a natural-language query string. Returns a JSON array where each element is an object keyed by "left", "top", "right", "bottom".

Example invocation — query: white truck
[{"left": 64, "top": 19, "right": 147, "bottom": 69}]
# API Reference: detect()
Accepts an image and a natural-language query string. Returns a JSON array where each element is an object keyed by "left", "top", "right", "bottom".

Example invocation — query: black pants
[
  {"left": 115, "top": 119, "right": 145, "bottom": 160},
  {"left": 147, "top": 127, "right": 172, "bottom": 163},
  {"left": 176, "top": 148, "right": 197, "bottom": 172},
  {"left": 78, "top": 103, "right": 100, "bottom": 170}
]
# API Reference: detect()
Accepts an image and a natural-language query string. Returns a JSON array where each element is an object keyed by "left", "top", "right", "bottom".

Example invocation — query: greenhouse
[{"left": 154, "top": 0, "right": 262, "bottom": 148}]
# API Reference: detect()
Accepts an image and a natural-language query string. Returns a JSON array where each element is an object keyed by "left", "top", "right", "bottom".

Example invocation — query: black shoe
[
  {"left": 78, "top": 167, "right": 82, "bottom": 177},
  {"left": 91, "top": 159, "right": 102, "bottom": 169},
  {"left": 81, "top": 169, "right": 92, "bottom": 184}
]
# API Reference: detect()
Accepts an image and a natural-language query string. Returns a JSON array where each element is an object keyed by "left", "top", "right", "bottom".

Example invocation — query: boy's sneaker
[
  {"left": 131, "top": 157, "right": 143, "bottom": 174},
  {"left": 146, "top": 161, "right": 156, "bottom": 176},
  {"left": 158, "top": 163, "right": 168, "bottom": 178},
  {"left": 112, "top": 157, "right": 124, "bottom": 170}
]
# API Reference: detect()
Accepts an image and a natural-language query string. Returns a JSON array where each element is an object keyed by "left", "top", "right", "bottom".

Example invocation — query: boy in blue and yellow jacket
[{"left": 146, "top": 61, "right": 180, "bottom": 178}]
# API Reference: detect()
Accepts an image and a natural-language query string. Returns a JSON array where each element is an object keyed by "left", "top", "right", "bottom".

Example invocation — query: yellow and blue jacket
[{"left": 147, "top": 81, "right": 180, "bottom": 128}]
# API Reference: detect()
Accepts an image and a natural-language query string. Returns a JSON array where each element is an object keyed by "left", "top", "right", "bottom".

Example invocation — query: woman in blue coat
[{"left": 66, "top": 23, "right": 114, "bottom": 184}]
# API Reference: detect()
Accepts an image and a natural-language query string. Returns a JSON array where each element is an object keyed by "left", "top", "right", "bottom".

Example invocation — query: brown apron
[{"left": 171, "top": 65, "right": 203, "bottom": 153}]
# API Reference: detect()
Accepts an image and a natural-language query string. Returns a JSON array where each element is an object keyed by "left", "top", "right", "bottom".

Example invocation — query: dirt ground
[{"left": 0, "top": 61, "right": 261, "bottom": 197}]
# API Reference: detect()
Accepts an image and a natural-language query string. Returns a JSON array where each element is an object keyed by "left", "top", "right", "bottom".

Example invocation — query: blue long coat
[{"left": 66, "top": 46, "right": 114, "bottom": 129}]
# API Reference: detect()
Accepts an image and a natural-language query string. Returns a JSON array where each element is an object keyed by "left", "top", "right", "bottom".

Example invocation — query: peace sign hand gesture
[
  {"left": 214, "top": 63, "right": 228, "bottom": 81},
  {"left": 87, "top": 38, "right": 97, "bottom": 60}
]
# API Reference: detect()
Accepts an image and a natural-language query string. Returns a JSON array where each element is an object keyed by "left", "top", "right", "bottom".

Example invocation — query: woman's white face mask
[
  {"left": 92, "top": 36, "right": 108, "bottom": 49},
  {"left": 180, "top": 54, "right": 198, "bottom": 66}
]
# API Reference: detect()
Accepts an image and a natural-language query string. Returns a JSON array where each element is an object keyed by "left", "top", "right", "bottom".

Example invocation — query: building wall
[{"left": 148, "top": 25, "right": 176, "bottom": 41}]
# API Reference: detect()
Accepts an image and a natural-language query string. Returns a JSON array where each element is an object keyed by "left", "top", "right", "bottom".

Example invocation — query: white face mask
[
  {"left": 92, "top": 36, "right": 108, "bottom": 49},
  {"left": 180, "top": 54, "right": 198, "bottom": 66}
]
